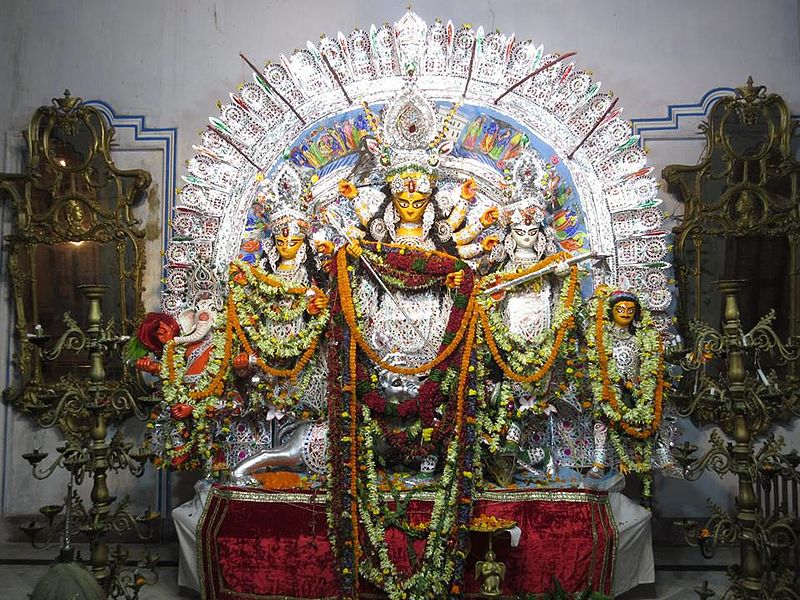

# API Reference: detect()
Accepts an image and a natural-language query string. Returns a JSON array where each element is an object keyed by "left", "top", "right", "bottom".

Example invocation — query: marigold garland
[
  {"left": 327, "top": 241, "right": 480, "bottom": 599},
  {"left": 348, "top": 333, "right": 360, "bottom": 589},
  {"left": 478, "top": 264, "right": 580, "bottom": 383},
  {"left": 357, "top": 408, "right": 469, "bottom": 599},
  {"left": 156, "top": 326, "right": 233, "bottom": 469},
  {"left": 186, "top": 313, "right": 235, "bottom": 401},
  {"left": 324, "top": 273, "right": 357, "bottom": 596},
  {"left": 609, "top": 428, "right": 654, "bottom": 475},
  {"left": 229, "top": 294, "right": 322, "bottom": 380},
  {"left": 586, "top": 294, "right": 665, "bottom": 440},
  {"left": 335, "top": 247, "right": 476, "bottom": 376},
  {"left": 474, "top": 341, "right": 515, "bottom": 454},
  {"left": 355, "top": 341, "right": 479, "bottom": 599},
  {"left": 455, "top": 310, "right": 479, "bottom": 436}
]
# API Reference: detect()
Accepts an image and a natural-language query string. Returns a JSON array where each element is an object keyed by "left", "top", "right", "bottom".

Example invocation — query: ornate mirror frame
[
  {"left": 664, "top": 78, "right": 800, "bottom": 343},
  {"left": 0, "top": 90, "right": 151, "bottom": 429},
  {"left": 663, "top": 79, "right": 800, "bottom": 428}
]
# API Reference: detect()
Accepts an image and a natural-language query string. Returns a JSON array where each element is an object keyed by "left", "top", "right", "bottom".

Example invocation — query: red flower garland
[{"left": 338, "top": 243, "right": 478, "bottom": 457}]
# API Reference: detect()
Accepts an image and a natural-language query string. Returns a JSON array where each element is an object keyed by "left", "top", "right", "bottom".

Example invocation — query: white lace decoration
[
  {"left": 610, "top": 326, "right": 640, "bottom": 380},
  {"left": 301, "top": 423, "right": 328, "bottom": 474}
]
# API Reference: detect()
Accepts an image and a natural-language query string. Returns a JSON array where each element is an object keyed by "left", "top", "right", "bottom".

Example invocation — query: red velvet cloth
[{"left": 199, "top": 486, "right": 616, "bottom": 599}]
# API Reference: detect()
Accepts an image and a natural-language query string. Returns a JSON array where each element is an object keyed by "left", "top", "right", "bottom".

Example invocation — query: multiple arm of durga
[{"left": 332, "top": 166, "right": 500, "bottom": 261}]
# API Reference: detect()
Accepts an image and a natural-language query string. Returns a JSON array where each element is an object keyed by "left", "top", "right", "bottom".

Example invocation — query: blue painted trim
[
  {"left": 85, "top": 100, "right": 177, "bottom": 286},
  {"left": 85, "top": 100, "right": 178, "bottom": 515},
  {"left": 630, "top": 87, "right": 736, "bottom": 139},
  {"left": 630, "top": 87, "right": 800, "bottom": 142}
]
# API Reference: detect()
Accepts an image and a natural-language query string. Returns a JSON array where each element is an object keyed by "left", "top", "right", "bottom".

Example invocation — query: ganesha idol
[{"left": 135, "top": 295, "right": 216, "bottom": 383}]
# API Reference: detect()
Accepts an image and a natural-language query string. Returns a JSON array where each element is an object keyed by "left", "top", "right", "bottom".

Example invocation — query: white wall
[
  {"left": 1, "top": 0, "right": 798, "bottom": 529},
  {"left": 2, "top": 0, "right": 799, "bottom": 141}
]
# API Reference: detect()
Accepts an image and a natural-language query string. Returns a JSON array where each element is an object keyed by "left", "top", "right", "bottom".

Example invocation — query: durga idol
[{"left": 343, "top": 163, "right": 500, "bottom": 260}]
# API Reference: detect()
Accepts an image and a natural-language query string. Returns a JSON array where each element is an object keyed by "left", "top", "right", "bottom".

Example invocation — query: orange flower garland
[
  {"left": 246, "top": 263, "right": 308, "bottom": 295},
  {"left": 478, "top": 265, "right": 579, "bottom": 383},
  {"left": 335, "top": 248, "right": 477, "bottom": 376},
  {"left": 592, "top": 295, "right": 665, "bottom": 439},
  {"left": 165, "top": 342, "right": 177, "bottom": 383},
  {"left": 455, "top": 310, "right": 479, "bottom": 436},
  {"left": 347, "top": 333, "right": 360, "bottom": 588}
]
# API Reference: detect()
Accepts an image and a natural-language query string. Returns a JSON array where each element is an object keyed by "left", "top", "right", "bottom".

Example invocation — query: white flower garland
[
  {"left": 585, "top": 294, "right": 666, "bottom": 474},
  {"left": 357, "top": 405, "right": 464, "bottom": 600},
  {"left": 229, "top": 261, "right": 329, "bottom": 360}
]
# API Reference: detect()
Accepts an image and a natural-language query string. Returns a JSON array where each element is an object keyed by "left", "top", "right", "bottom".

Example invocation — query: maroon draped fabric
[{"left": 198, "top": 486, "right": 616, "bottom": 599}]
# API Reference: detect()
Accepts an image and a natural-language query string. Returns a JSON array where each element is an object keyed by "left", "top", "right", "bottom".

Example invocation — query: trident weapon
[
  {"left": 481, "top": 251, "right": 608, "bottom": 296},
  {"left": 325, "top": 208, "right": 439, "bottom": 355}
]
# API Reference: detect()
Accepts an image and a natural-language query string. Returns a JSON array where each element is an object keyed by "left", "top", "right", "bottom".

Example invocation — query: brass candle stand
[
  {"left": 19, "top": 284, "right": 160, "bottom": 599},
  {"left": 669, "top": 280, "right": 800, "bottom": 599}
]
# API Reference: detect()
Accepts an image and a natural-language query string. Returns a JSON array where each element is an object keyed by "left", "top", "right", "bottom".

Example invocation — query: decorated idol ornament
[
  {"left": 332, "top": 81, "right": 499, "bottom": 259},
  {"left": 586, "top": 422, "right": 609, "bottom": 479}
]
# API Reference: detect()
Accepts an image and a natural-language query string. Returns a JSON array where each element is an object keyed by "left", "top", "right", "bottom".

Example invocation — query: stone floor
[{"left": 0, "top": 542, "right": 735, "bottom": 599}]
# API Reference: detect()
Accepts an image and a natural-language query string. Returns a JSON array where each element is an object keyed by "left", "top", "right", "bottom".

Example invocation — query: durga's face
[
  {"left": 393, "top": 192, "right": 431, "bottom": 224},
  {"left": 274, "top": 234, "right": 305, "bottom": 260}
]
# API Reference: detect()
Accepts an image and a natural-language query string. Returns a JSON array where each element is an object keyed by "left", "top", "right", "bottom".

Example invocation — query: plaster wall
[{"left": 0, "top": 0, "right": 798, "bottom": 529}]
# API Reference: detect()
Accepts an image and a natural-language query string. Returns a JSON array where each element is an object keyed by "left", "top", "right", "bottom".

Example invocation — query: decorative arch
[{"left": 165, "top": 10, "right": 671, "bottom": 323}]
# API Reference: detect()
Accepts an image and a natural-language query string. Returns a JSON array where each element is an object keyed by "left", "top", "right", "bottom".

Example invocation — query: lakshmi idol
[
  {"left": 226, "top": 167, "right": 332, "bottom": 482},
  {"left": 136, "top": 167, "right": 332, "bottom": 475}
]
